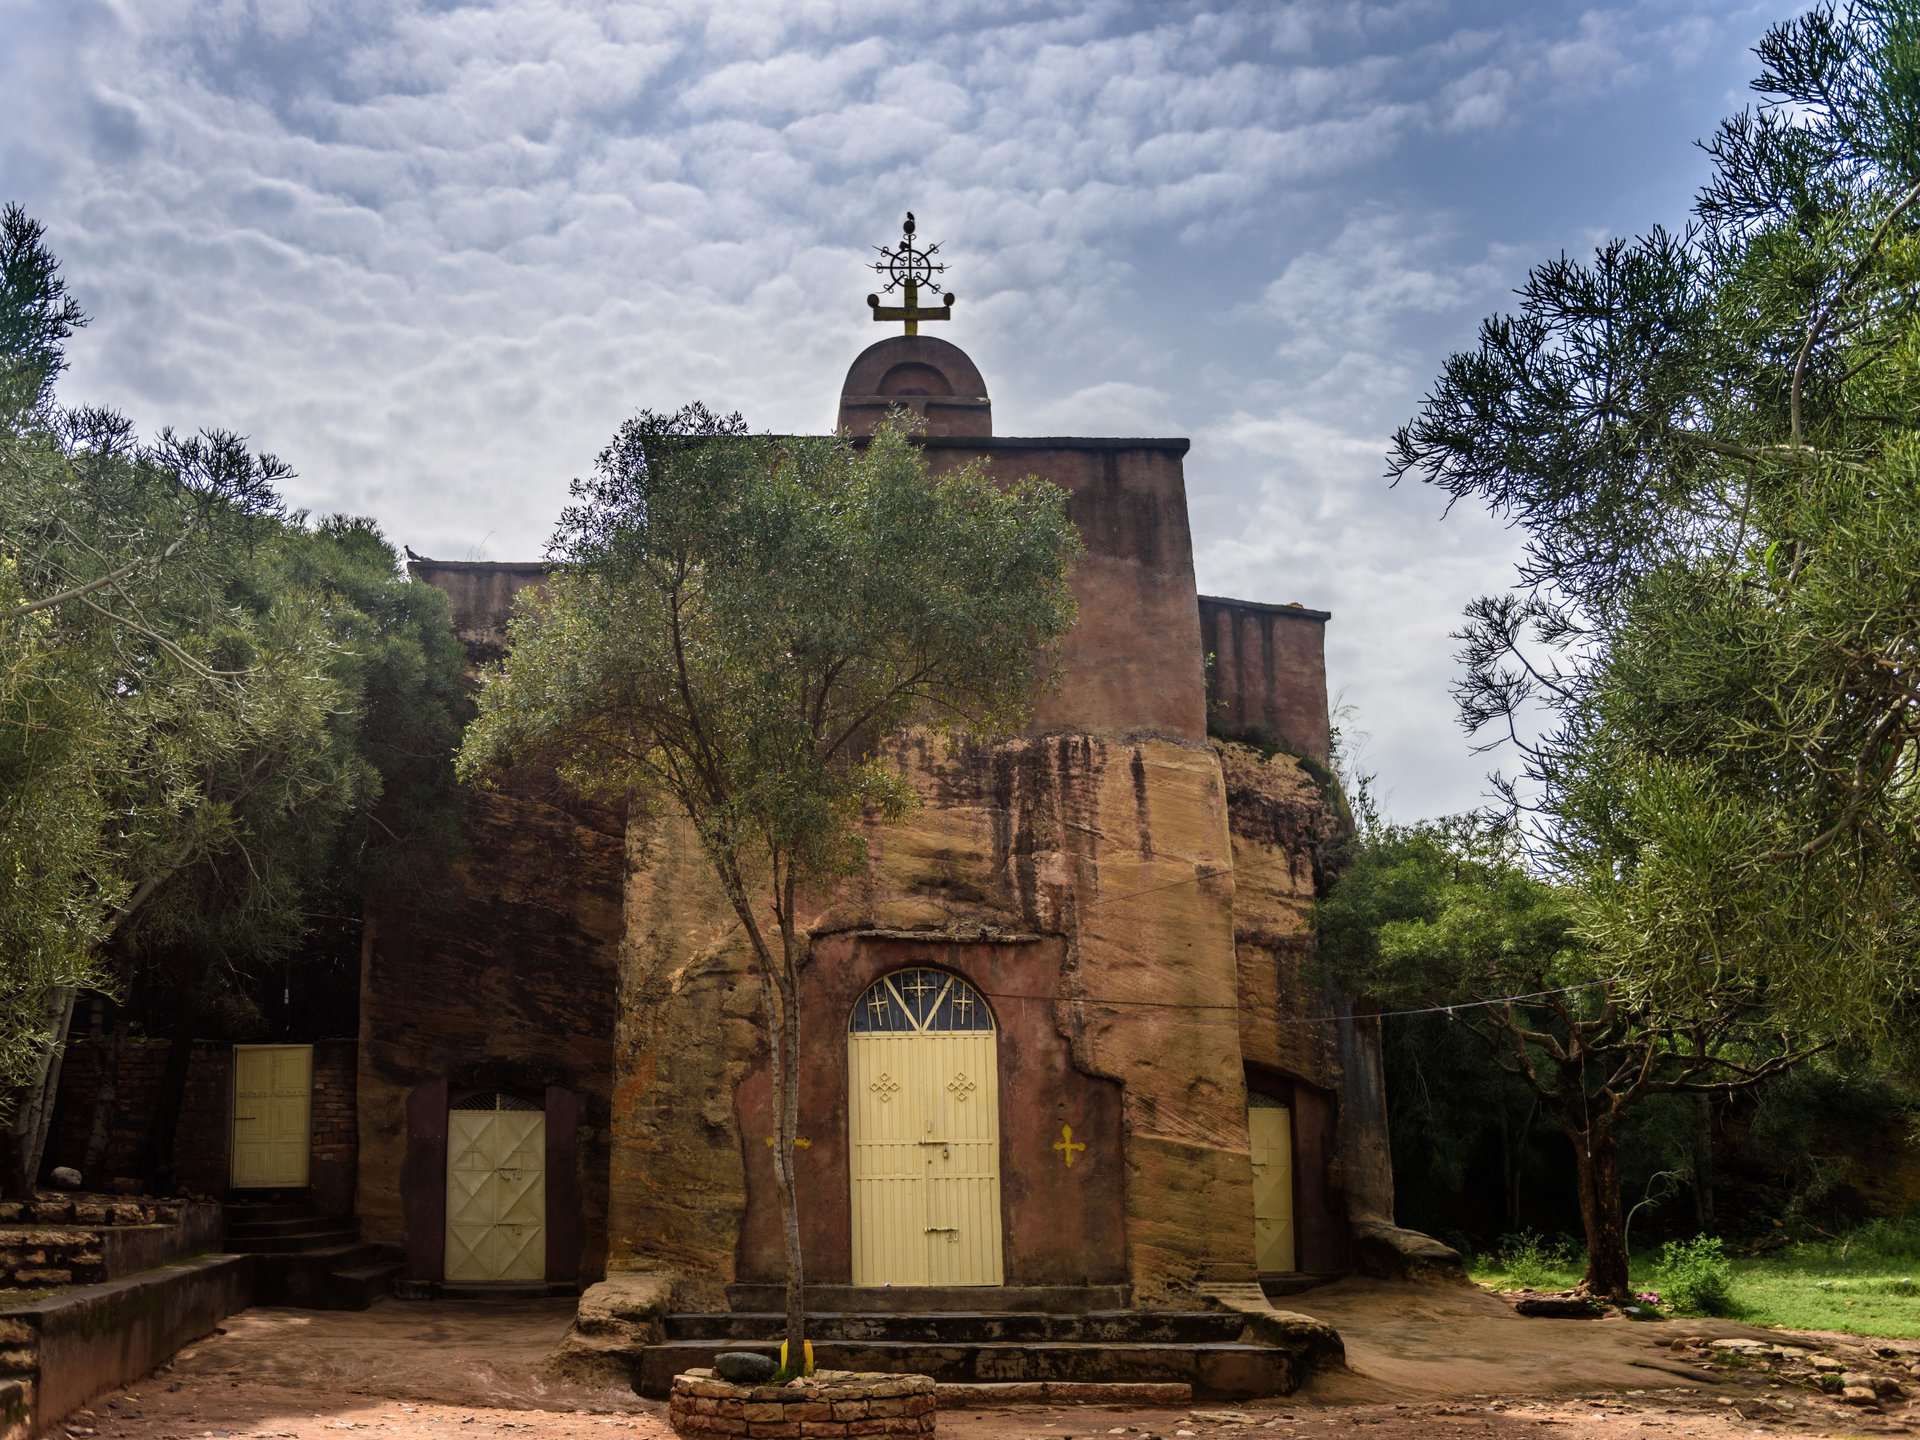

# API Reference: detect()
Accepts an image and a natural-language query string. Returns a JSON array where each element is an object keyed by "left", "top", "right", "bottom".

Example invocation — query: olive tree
[{"left": 458, "top": 406, "right": 1079, "bottom": 1362}]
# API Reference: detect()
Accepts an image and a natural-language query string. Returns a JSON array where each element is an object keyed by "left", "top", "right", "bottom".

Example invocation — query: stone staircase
[
  {"left": 222, "top": 1201, "right": 400, "bottom": 1310},
  {"left": 632, "top": 1285, "right": 1316, "bottom": 1400}
]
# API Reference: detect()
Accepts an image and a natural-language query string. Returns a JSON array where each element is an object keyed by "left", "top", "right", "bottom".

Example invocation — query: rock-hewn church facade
[{"left": 354, "top": 328, "right": 1398, "bottom": 1323}]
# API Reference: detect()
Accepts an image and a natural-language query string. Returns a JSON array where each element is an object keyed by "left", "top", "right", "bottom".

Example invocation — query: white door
[
  {"left": 231, "top": 1044, "right": 311, "bottom": 1189},
  {"left": 1249, "top": 1098, "right": 1296, "bottom": 1273},
  {"left": 849, "top": 968, "right": 1002, "bottom": 1286},
  {"left": 445, "top": 1095, "right": 546, "bottom": 1282}
]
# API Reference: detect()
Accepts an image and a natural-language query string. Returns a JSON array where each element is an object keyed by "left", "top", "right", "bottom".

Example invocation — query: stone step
[
  {"left": 224, "top": 1212, "right": 342, "bottom": 1238},
  {"left": 329, "top": 1260, "right": 402, "bottom": 1311},
  {"left": 251, "top": 1242, "right": 382, "bottom": 1308},
  {"left": 723, "top": 1284, "right": 1131, "bottom": 1315},
  {"left": 225, "top": 1225, "right": 360, "bottom": 1254},
  {"left": 222, "top": 1201, "right": 313, "bottom": 1225},
  {"left": 665, "top": 1310, "right": 1247, "bottom": 1345},
  {"left": 635, "top": 1338, "right": 1294, "bottom": 1401}
]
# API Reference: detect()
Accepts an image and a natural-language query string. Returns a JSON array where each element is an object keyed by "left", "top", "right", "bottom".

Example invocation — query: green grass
[{"left": 1467, "top": 1218, "right": 1920, "bottom": 1339}]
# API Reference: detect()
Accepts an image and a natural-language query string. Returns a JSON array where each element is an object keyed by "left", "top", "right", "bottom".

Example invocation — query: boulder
[
  {"left": 1512, "top": 1295, "right": 1602, "bottom": 1319},
  {"left": 48, "top": 1167, "right": 82, "bottom": 1190},
  {"left": 1349, "top": 1221, "right": 1468, "bottom": 1284},
  {"left": 714, "top": 1351, "right": 779, "bottom": 1384}
]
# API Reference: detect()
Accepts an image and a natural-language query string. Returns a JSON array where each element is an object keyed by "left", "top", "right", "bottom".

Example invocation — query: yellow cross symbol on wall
[{"left": 1052, "top": 1124, "right": 1086, "bottom": 1168}]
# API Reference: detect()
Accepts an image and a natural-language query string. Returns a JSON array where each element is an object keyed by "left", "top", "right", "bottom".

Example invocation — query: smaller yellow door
[
  {"left": 445, "top": 1097, "right": 546, "bottom": 1283},
  {"left": 1249, "top": 1101, "right": 1296, "bottom": 1273},
  {"left": 231, "top": 1045, "right": 312, "bottom": 1189}
]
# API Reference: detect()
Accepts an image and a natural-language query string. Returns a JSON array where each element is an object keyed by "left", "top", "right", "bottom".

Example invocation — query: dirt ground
[{"left": 61, "top": 1282, "right": 1920, "bottom": 1440}]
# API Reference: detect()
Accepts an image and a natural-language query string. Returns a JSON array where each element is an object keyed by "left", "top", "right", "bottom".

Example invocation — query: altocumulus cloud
[{"left": 0, "top": 0, "right": 1774, "bottom": 818}]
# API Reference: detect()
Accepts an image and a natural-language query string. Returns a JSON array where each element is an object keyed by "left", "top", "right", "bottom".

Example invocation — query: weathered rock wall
[
  {"left": 609, "top": 730, "right": 1259, "bottom": 1307},
  {"left": 355, "top": 764, "right": 624, "bottom": 1281},
  {"left": 1200, "top": 597, "right": 1331, "bottom": 764},
  {"left": 917, "top": 439, "right": 1207, "bottom": 744},
  {"left": 1217, "top": 741, "right": 1394, "bottom": 1258}
]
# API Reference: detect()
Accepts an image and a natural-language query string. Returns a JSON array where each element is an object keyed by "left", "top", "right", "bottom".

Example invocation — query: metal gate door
[
  {"left": 848, "top": 968, "right": 1002, "bottom": 1286},
  {"left": 231, "top": 1044, "right": 312, "bottom": 1189},
  {"left": 1249, "top": 1098, "right": 1296, "bottom": 1273},
  {"left": 445, "top": 1094, "right": 546, "bottom": 1282}
]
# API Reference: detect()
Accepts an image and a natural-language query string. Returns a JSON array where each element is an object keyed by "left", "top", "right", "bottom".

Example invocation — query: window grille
[{"left": 849, "top": 967, "right": 994, "bottom": 1034}]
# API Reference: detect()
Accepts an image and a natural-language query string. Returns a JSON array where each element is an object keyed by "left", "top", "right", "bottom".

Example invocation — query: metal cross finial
[{"left": 867, "top": 212, "right": 956, "bottom": 335}]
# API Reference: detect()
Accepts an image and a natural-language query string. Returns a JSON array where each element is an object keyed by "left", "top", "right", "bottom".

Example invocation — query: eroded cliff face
[
  {"left": 1217, "top": 742, "right": 1344, "bottom": 1087},
  {"left": 357, "top": 765, "right": 624, "bottom": 1279},
  {"left": 1216, "top": 740, "right": 1394, "bottom": 1249},
  {"left": 607, "top": 729, "right": 1261, "bottom": 1307}
]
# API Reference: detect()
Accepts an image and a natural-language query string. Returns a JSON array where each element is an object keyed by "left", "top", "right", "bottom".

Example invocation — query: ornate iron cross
[{"left": 867, "top": 212, "right": 955, "bottom": 335}]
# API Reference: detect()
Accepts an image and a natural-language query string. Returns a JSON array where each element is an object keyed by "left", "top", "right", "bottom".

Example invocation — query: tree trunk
[
  {"left": 760, "top": 924, "right": 807, "bottom": 1375},
  {"left": 1570, "top": 1121, "right": 1630, "bottom": 1298},
  {"left": 0, "top": 986, "right": 78, "bottom": 1200},
  {"left": 1692, "top": 1093, "right": 1715, "bottom": 1230},
  {"left": 141, "top": 1000, "right": 198, "bottom": 1195}
]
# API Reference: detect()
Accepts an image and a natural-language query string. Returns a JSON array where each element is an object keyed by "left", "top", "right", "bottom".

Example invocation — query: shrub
[
  {"left": 1496, "top": 1230, "right": 1580, "bottom": 1289},
  {"left": 1656, "top": 1235, "right": 1735, "bottom": 1315}
]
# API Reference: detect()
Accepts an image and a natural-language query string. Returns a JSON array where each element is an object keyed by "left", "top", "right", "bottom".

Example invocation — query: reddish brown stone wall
[
  {"left": 732, "top": 934, "right": 1127, "bottom": 1287},
  {"left": 356, "top": 765, "right": 624, "bottom": 1282},
  {"left": 1199, "top": 597, "right": 1331, "bottom": 764},
  {"left": 47, "top": 1041, "right": 227, "bottom": 1197},
  {"left": 405, "top": 559, "right": 547, "bottom": 658},
  {"left": 307, "top": 1042, "right": 359, "bottom": 1216},
  {"left": 920, "top": 438, "right": 1207, "bottom": 745}
]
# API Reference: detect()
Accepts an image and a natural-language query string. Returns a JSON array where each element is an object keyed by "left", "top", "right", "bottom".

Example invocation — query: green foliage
[
  {"left": 1493, "top": 1231, "right": 1582, "bottom": 1290},
  {"left": 0, "top": 204, "right": 467, "bottom": 1125},
  {"left": 459, "top": 400, "right": 1080, "bottom": 1356},
  {"left": 460, "top": 405, "right": 1080, "bottom": 904},
  {"left": 1729, "top": 1218, "right": 1920, "bottom": 1337},
  {"left": 1390, "top": 0, "right": 1920, "bottom": 1046},
  {"left": 1317, "top": 820, "right": 1810, "bottom": 1297},
  {"left": 1655, "top": 1235, "right": 1737, "bottom": 1316}
]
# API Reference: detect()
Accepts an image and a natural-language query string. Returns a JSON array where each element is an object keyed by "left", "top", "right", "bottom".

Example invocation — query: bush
[
  {"left": 1496, "top": 1230, "right": 1581, "bottom": 1289},
  {"left": 1656, "top": 1235, "right": 1735, "bottom": 1315}
]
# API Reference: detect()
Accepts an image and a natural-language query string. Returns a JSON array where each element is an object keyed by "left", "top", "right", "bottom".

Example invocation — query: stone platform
[
  {"left": 668, "top": 1369, "right": 935, "bottom": 1439},
  {"left": 634, "top": 1287, "right": 1337, "bottom": 1401}
]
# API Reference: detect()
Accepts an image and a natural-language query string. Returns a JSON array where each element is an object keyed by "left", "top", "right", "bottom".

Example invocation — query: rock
[
  {"left": 1513, "top": 1295, "right": 1602, "bottom": 1319},
  {"left": 48, "top": 1167, "right": 81, "bottom": 1189},
  {"left": 1349, "top": 1221, "right": 1468, "bottom": 1285},
  {"left": 1837, "top": 1385, "right": 1880, "bottom": 1408},
  {"left": 713, "top": 1352, "right": 779, "bottom": 1385}
]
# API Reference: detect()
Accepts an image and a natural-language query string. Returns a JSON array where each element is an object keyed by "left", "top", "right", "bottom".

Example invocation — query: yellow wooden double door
[
  {"left": 1249, "top": 1100, "right": 1297, "bottom": 1274},
  {"left": 445, "top": 1098, "right": 546, "bottom": 1283},
  {"left": 231, "top": 1044, "right": 311, "bottom": 1189},
  {"left": 848, "top": 969, "right": 1002, "bottom": 1287}
]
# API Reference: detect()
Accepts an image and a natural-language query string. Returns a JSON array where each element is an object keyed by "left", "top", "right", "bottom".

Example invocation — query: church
[{"left": 348, "top": 221, "right": 1420, "bottom": 1392}]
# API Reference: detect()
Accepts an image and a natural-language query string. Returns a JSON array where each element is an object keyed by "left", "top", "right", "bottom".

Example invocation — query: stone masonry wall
[
  {"left": 46, "top": 1040, "right": 357, "bottom": 1209},
  {"left": 45, "top": 1040, "right": 229, "bottom": 1197}
]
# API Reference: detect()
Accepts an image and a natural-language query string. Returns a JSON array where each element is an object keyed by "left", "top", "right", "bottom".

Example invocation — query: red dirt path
[{"left": 58, "top": 1288, "right": 1919, "bottom": 1440}]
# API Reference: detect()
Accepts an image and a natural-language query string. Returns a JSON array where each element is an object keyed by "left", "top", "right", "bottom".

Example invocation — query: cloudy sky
[{"left": 3, "top": 0, "right": 1783, "bottom": 820}]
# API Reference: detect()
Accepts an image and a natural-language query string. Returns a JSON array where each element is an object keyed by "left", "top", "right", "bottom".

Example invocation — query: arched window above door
[{"left": 849, "top": 967, "right": 994, "bottom": 1034}]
